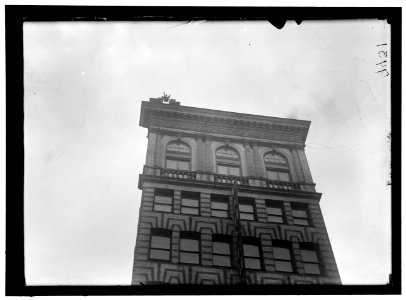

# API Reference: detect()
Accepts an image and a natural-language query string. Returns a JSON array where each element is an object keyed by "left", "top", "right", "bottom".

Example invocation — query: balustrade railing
[
  {"left": 266, "top": 180, "right": 299, "bottom": 191},
  {"left": 161, "top": 168, "right": 196, "bottom": 180},
  {"left": 143, "top": 165, "right": 305, "bottom": 192},
  {"left": 214, "top": 174, "right": 249, "bottom": 186}
]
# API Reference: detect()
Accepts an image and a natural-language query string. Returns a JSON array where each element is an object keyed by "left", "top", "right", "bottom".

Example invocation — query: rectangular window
[
  {"left": 228, "top": 166, "right": 241, "bottom": 176},
  {"left": 300, "top": 243, "right": 322, "bottom": 275},
  {"left": 266, "top": 169, "right": 278, "bottom": 181},
  {"left": 266, "top": 169, "right": 290, "bottom": 182},
  {"left": 291, "top": 203, "right": 311, "bottom": 226},
  {"left": 278, "top": 171, "right": 290, "bottom": 182},
  {"left": 239, "top": 198, "right": 256, "bottom": 221},
  {"left": 272, "top": 240, "right": 294, "bottom": 273},
  {"left": 166, "top": 159, "right": 190, "bottom": 171},
  {"left": 211, "top": 194, "right": 229, "bottom": 218},
  {"left": 217, "top": 164, "right": 241, "bottom": 176},
  {"left": 266, "top": 201, "right": 285, "bottom": 223},
  {"left": 181, "top": 191, "right": 200, "bottom": 215},
  {"left": 243, "top": 237, "right": 262, "bottom": 270},
  {"left": 153, "top": 189, "right": 173, "bottom": 213},
  {"left": 212, "top": 235, "right": 232, "bottom": 267},
  {"left": 217, "top": 164, "right": 228, "bottom": 175},
  {"left": 149, "top": 228, "right": 171, "bottom": 261},
  {"left": 178, "top": 160, "right": 190, "bottom": 170},
  {"left": 180, "top": 232, "right": 200, "bottom": 264}
]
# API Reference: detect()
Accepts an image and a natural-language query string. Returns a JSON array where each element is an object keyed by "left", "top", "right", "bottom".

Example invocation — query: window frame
[
  {"left": 166, "top": 158, "right": 191, "bottom": 171},
  {"left": 215, "top": 146, "right": 241, "bottom": 176},
  {"left": 179, "top": 231, "right": 201, "bottom": 265},
  {"left": 212, "top": 234, "right": 233, "bottom": 268},
  {"left": 300, "top": 243, "right": 323, "bottom": 275},
  {"left": 153, "top": 189, "right": 174, "bottom": 213},
  {"left": 265, "top": 200, "right": 285, "bottom": 224},
  {"left": 264, "top": 151, "right": 291, "bottom": 182},
  {"left": 181, "top": 191, "right": 200, "bottom": 215},
  {"left": 238, "top": 197, "right": 256, "bottom": 221},
  {"left": 165, "top": 141, "right": 191, "bottom": 171},
  {"left": 149, "top": 228, "right": 172, "bottom": 262},
  {"left": 266, "top": 168, "right": 291, "bottom": 182},
  {"left": 211, "top": 194, "right": 229, "bottom": 218},
  {"left": 242, "top": 237, "right": 263, "bottom": 270},
  {"left": 291, "top": 203, "right": 312, "bottom": 226},
  {"left": 272, "top": 240, "right": 295, "bottom": 273}
]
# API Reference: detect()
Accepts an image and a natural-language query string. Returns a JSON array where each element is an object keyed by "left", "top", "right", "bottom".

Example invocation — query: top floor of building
[{"left": 139, "top": 97, "right": 318, "bottom": 195}]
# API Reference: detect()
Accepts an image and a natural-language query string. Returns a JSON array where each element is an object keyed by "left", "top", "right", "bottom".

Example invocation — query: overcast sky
[{"left": 24, "top": 20, "right": 391, "bottom": 285}]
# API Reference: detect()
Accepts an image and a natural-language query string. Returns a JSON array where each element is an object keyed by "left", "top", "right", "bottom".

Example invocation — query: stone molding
[{"left": 140, "top": 101, "right": 310, "bottom": 144}]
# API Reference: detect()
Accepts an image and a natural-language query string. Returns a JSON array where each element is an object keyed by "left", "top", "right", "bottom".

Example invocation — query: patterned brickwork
[{"left": 132, "top": 198, "right": 340, "bottom": 284}]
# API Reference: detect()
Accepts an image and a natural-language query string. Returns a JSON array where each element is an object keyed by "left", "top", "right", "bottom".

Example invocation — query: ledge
[{"left": 138, "top": 166, "right": 322, "bottom": 201}]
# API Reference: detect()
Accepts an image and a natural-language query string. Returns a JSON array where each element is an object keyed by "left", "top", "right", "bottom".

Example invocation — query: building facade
[{"left": 131, "top": 97, "right": 341, "bottom": 285}]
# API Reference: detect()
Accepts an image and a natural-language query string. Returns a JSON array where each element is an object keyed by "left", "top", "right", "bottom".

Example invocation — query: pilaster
[
  {"left": 244, "top": 141, "right": 256, "bottom": 177},
  {"left": 155, "top": 130, "right": 163, "bottom": 168},
  {"left": 197, "top": 135, "right": 205, "bottom": 171},
  {"left": 204, "top": 137, "right": 213, "bottom": 172},
  {"left": 252, "top": 143, "right": 265, "bottom": 177},
  {"left": 145, "top": 130, "right": 157, "bottom": 167}
]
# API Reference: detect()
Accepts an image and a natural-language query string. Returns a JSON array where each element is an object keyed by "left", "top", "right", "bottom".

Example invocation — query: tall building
[{"left": 131, "top": 96, "right": 341, "bottom": 285}]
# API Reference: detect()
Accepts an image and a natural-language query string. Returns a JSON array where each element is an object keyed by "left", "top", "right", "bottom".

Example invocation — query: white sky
[{"left": 24, "top": 20, "right": 391, "bottom": 285}]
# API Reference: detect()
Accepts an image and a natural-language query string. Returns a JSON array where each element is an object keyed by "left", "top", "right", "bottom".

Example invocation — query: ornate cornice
[
  {"left": 149, "top": 126, "right": 305, "bottom": 150},
  {"left": 140, "top": 101, "right": 311, "bottom": 144}
]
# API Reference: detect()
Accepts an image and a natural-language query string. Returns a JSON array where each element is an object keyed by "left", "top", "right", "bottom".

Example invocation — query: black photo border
[{"left": 5, "top": 5, "right": 401, "bottom": 296}]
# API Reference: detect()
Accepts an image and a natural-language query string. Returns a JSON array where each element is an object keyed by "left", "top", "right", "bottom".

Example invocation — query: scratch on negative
[{"left": 360, "top": 80, "right": 377, "bottom": 102}]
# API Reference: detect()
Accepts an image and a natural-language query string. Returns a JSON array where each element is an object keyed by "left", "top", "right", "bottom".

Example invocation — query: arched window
[
  {"left": 165, "top": 141, "right": 191, "bottom": 171},
  {"left": 264, "top": 151, "right": 290, "bottom": 182},
  {"left": 216, "top": 146, "right": 241, "bottom": 176}
]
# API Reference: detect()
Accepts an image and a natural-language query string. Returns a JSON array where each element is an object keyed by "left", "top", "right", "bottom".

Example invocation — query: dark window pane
[
  {"left": 279, "top": 172, "right": 290, "bottom": 181},
  {"left": 268, "top": 216, "right": 284, "bottom": 223},
  {"left": 212, "top": 210, "right": 228, "bottom": 218},
  {"left": 239, "top": 203, "right": 253, "bottom": 213},
  {"left": 229, "top": 166, "right": 241, "bottom": 176},
  {"left": 292, "top": 209, "right": 307, "bottom": 218},
  {"left": 180, "top": 252, "right": 199, "bottom": 264},
  {"left": 240, "top": 212, "right": 254, "bottom": 220},
  {"left": 243, "top": 244, "right": 259, "bottom": 257},
  {"left": 151, "top": 236, "right": 170, "bottom": 249},
  {"left": 293, "top": 218, "right": 309, "bottom": 226},
  {"left": 213, "top": 242, "right": 230, "bottom": 255},
  {"left": 182, "top": 198, "right": 199, "bottom": 207},
  {"left": 178, "top": 161, "right": 190, "bottom": 170},
  {"left": 303, "top": 263, "right": 321, "bottom": 274},
  {"left": 181, "top": 207, "right": 199, "bottom": 215},
  {"left": 275, "top": 260, "right": 293, "bottom": 272},
  {"left": 155, "top": 195, "right": 172, "bottom": 204},
  {"left": 266, "top": 206, "right": 283, "bottom": 215},
  {"left": 273, "top": 247, "right": 291, "bottom": 260},
  {"left": 153, "top": 204, "right": 172, "bottom": 212},
  {"left": 211, "top": 201, "right": 228, "bottom": 210},
  {"left": 301, "top": 250, "right": 318, "bottom": 263},
  {"left": 180, "top": 239, "right": 199, "bottom": 252},
  {"left": 244, "top": 258, "right": 261, "bottom": 269},
  {"left": 213, "top": 255, "right": 231, "bottom": 267},
  {"left": 149, "top": 249, "right": 170, "bottom": 261}
]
